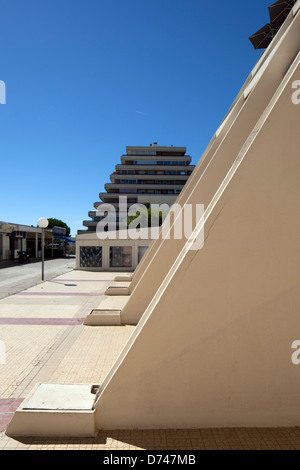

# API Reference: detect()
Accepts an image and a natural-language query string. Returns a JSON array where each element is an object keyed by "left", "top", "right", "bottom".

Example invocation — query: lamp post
[{"left": 38, "top": 217, "right": 49, "bottom": 281}]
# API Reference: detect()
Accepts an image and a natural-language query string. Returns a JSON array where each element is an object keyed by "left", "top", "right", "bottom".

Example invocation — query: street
[{"left": 0, "top": 257, "right": 76, "bottom": 299}]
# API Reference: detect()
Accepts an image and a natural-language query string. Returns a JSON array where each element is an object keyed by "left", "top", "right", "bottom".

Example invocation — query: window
[
  {"left": 119, "top": 189, "right": 137, "bottom": 194},
  {"left": 80, "top": 246, "right": 102, "bottom": 268},
  {"left": 110, "top": 246, "right": 132, "bottom": 268},
  {"left": 157, "top": 161, "right": 187, "bottom": 166},
  {"left": 130, "top": 151, "right": 156, "bottom": 156},
  {"left": 133, "top": 160, "right": 155, "bottom": 165},
  {"left": 139, "top": 180, "right": 152, "bottom": 185},
  {"left": 133, "top": 160, "right": 188, "bottom": 166},
  {"left": 138, "top": 246, "right": 148, "bottom": 263},
  {"left": 120, "top": 179, "right": 137, "bottom": 184}
]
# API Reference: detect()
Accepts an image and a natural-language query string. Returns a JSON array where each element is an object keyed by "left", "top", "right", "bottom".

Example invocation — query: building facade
[
  {"left": 77, "top": 143, "right": 194, "bottom": 271},
  {"left": 76, "top": 229, "right": 152, "bottom": 272},
  {"left": 81, "top": 143, "right": 195, "bottom": 233},
  {"left": 0, "top": 222, "right": 50, "bottom": 261},
  {"left": 0, "top": 221, "right": 75, "bottom": 262}
]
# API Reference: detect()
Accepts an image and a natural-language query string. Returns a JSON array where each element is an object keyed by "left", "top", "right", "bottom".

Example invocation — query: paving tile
[
  {"left": 0, "top": 398, "right": 24, "bottom": 432},
  {"left": 1, "top": 270, "right": 300, "bottom": 450}
]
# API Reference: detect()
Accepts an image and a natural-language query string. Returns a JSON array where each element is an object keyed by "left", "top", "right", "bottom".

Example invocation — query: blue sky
[{"left": 0, "top": 0, "right": 272, "bottom": 235}]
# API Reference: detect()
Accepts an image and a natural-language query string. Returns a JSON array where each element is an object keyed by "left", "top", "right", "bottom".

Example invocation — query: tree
[
  {"left": 46, "top": 218, "right": 71, "bottom": 237},
  {"left": 127, "top": 207, "right": 169, "bottom": 228}
]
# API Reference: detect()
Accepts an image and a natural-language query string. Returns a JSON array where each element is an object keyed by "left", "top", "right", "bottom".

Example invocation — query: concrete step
[
  {"left": 105, "top": 285, "right": 130, "bottom": 296},
  {"left": 114, "top": 274, "right": 133, "bottom": 282},
  {"left": 6, "top": 383, "right": 99, "bottom": 437},
  {"left": 84, "top": 309, "right": 121, "bottom": 326}
]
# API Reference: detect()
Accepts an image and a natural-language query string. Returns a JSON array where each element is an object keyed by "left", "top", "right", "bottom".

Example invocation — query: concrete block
[
  {"left": 6, "top": 383, "right": 99, "bottom": 437},
  {"left": 84, "top": 310, "right": 121, "bottom": 326}
]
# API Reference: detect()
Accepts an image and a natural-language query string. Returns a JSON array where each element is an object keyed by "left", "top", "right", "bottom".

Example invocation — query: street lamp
[{"left": 38, "top": 217, "right": 49, "bottom": 281}]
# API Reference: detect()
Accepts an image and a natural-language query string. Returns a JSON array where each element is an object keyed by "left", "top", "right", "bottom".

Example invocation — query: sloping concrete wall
[
  {"left": 121, "top": 9, "right": 300, "bottom": 324},
  {"left": 94, "top": 49, "right": 300, "bottom": 428},
  {"left": 123, "top": 8, "right": 297, "bottom": 298}
]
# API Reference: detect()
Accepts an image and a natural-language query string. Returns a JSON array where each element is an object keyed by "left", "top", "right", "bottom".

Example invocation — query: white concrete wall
[
  {"left": 93, "top": 8, "right": 300, "bottom": 429},
  {"left": 119, "top": 7, "right": 300, "bottom": 324},
  {"left": 0, "top": 234, "right": 9, "bottom": 260},
  {"left": 3, "top": 235, "right": 10, "bottom": 260}
]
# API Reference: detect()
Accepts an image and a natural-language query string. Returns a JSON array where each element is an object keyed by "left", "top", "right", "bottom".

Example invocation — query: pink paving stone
[
  {"left": 0, "top": 399, "right": 14, "bottom": 407},
  {"left": 0, "top": 398, "right": 23, "bottom": 409},
  {"left": 0, "top": 419, "right": 13, "bottom": 432},
  {"left": 7, "top": 399, "right": 24, "bottom": 412},
  {"left": 0, "top": 405, "right": 11, "bottom": 412},
  {"left": 0, "top": 417, "right": 12, "bottom": 426},
  {"left": 0, "top": 399, "right": 24, "bottom": 431}
]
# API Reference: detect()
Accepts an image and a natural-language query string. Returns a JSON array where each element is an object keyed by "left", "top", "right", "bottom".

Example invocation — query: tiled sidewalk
[
  {"left": 1, "top": 270, "right": 300, "bottom": 450},
  {"left": 0, "top": 399, "right": 24, "bottom": 433},
  {"left": 0, "top": 270, "right": 135, "bottom": 447},
  {"left": 2, "top": 427, "right": 300, "bottom": 450}
]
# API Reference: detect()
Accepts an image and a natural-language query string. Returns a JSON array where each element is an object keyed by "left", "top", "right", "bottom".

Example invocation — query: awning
[
  {"left": 55, "top": 235, "right": 75, "bottom": 243},
  {"left": 63, "top": 237, "right": 75, "bottom": 243},
  {"left": 268, "top": 0, "right": 296, "bottom": 24},
  {"left": 249, "top": 23, "right": 281, "bottom": 50},
  {"left": 249, "top": 0, "right": 296, "bottom": 49}
]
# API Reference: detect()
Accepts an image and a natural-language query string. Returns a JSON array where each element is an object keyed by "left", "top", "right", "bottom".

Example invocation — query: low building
[
  {"left": 76, "top": 229, "right": 152, "bottom": 271},
  {"left": 0, "top": 221, "right": 75, "bottom": 262},
  {"left": 0, "top": 222, "right": 53, "bottom": 261}
]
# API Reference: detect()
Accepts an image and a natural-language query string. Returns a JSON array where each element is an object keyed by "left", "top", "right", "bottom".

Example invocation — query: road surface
[{"left": 0, "top": 257, "right": 76, "bottom": 299}]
